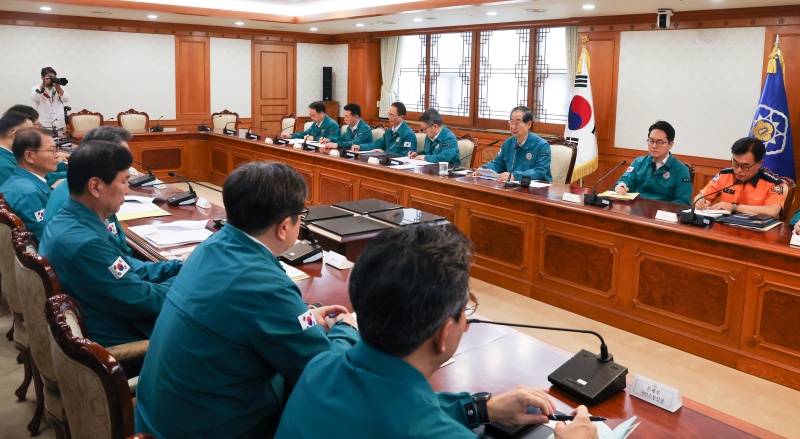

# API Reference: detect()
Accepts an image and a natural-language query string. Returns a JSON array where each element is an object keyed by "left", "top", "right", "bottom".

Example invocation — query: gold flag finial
[
  {"left": 581, "top": 35, "right": 589, "bottom": 44},
  {"left": 766, "top": 34, "right": 784, "bottom": 76},
  {"left": 577, "top": 36, "right": 591, "bottom": 74}
]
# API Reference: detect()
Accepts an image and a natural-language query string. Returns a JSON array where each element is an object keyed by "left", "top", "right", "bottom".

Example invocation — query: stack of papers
[
  {"left": 281, "top": 261, "right": 310, "bottom": 281},
  {"left": 128, "top": 220, "right": 212, "bottom": 248},
  {"left": 474, "top": 168, "right": 498, "bottom": 179},
  {"left": 599, "top": 191, "right": 639, "bottom": 200},
  {"left": 391, "top": 156, "right": 431, "bottom": 166},
  {"left": 546, "top": 416, "right": 639, "bottom": 439},
  {"left": 117, "top": 197, "right": 170, "bottom": 221},
  {"left": 679, "top": 208, "right": 730, "bottom": 218},
  {"left": 285, "top": 138, "right": 306, "bottom": 144}
]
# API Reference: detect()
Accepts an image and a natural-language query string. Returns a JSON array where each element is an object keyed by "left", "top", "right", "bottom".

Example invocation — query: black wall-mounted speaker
[{"left": 322, "top": 66, "right": 333, "bottom": 101}]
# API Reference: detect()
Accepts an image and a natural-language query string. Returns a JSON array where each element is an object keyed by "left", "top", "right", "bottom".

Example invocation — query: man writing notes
[
  {"left": 408, "top": 108, "right": 461, "bottom": 168},
  {"left": 281, "top": 101, "right": 339, "bottom": 141},
  {"left": 613, "top": 121, "right": 692, "bottom": 205},
  {"left": 695, "top": 137, "right": 786, "bottom": 217},
  {"left": 319, "top": 102, "right": 372, "bottom": 153},
  {"left": 135, "top": 162, "right": 359, "bottom": 438},
  {"left": 474, "top": 106, "right": 552, "bottom": 182},
  {"left": 276, "top": 225, "right": 596, "bottom": 439},
  {"left": 30, "top": 67, "right": 70, "bottom": 130},
  {"left": 352, "top": 101, "right": 417, "bottom": 155}
]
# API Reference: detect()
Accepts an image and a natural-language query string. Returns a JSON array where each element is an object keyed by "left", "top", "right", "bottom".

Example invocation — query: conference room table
[{"left": 117, "top": 185, "right": 776, "bottom": 438}]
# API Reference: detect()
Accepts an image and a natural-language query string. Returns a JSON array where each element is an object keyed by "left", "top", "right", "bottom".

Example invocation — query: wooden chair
[
  {"left": 470, "top": 140, "right": 501, "bottom": 169},
  {"left": 211, "top": 109, "right": 239, "bottom": 134},
  {"left": 414, "top": 129, "right": 427, "bottom": 153},
  {"left": 457, "top": 133, "right": 477, "bottom": 168},
  {"left": 370, "top": 123, "right": 386, "bottom": 142},
  {"left": 761, "top": 167, "right": 796, "bottom": 221},
  {"left": 117, "top": 109, "right": 149, "bottom": 133},
  {"left": 46, "top": 294, "right": 141, "bottom": 439},
  {"left": 280, "top": 113, "right": 297, "bottom": 135},
  {"left": 68, "top": 109, "right": 103, "bottom": 134},
  {"left": 685, "top": 163, "right": 696, "bottom": 184},
  {"left": 303, "top": 120, "right": 314, "bottom": 131},
  {"left": 549, "top": 136, "right": 579, "bottom": 184}
]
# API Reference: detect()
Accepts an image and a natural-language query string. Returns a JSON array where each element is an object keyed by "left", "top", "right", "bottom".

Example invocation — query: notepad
[
  {"left": 116, "top": 201, "right": 170, "bottom": 221},
  {"left": 280, "top": 261, "right": 310, "bottom": 281},
  {"left": 599, "top": 191, "right": 639, "bottom": 200}
]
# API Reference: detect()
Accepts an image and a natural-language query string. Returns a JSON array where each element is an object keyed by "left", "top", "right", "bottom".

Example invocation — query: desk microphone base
[
  {"left": 167, "top": 191, "right": 196, "bottom": 206},
  {"left": 278, "top": 241, "right": 323, "bottom": 265},
  {"left": 129, "top": 174, "right": 156, "bottom": 188},
  {"left": 548, "top": 349, "right": 628, "bottom": 406},
  {"left": 583, "top": 194, "right": 612, "bottom": 207},
  {"left": 679, "top": 211, "right": 714, "bottom": 226}
]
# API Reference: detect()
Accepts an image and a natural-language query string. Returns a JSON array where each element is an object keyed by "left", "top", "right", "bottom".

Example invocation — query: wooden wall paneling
[
  {"left": 579, "top": 31, "right": 620, "bottom": 149},
  {"left": 357, "top": 178, "right": 402, "bottom": 204},
  {"left": 252, "top": 42, "right": 296, "bottom": 134},
  {"left": 316, "top": 170, "right": 355, "bottom": 206},
  {"left": 231, "top": 150, "right": 254, "bottom": 170},
  {"left": 405, "top": 189, "right": 461, "bottom": 224},
  {"left": 209, "top": 145, "right": 230, "bottom": 185},
  {"left": 175, "top": 36, "right": 211, "bottom": 120},
  {"left": 348, "top": 42, "right": 382, "bottom": 121},
  {"left": 279, "top": 158, "right": 315, "bottom": 206}
]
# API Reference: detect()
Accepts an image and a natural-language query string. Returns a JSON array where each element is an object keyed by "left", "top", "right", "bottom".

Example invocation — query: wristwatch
[
  {"left": 732, "top": 203, "right": 738, "bottom": 213},
  {"left": 471, "top": 392, "right": 492, "bottom": 425}
]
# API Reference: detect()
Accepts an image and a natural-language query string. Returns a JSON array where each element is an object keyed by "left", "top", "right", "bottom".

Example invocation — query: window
[
  {"left": 397, "top": 35, "right": 426, "bottom": 113},
  {"left": 478, "top": 29, "right": 530, "bottom": 121},
  {"left": 430, "top": 32, "right": 472, "bottom": 117}
]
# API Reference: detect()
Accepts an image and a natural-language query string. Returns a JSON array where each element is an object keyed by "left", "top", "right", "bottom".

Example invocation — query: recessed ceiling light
[
  {"left": 526, "top": 9, "right": 548, "bottom": 12},
  {"left": 147, "top": 14, "right": 157, "bottom": 19},
  {"left": 235, "top": 21, "right": 244, "bottom": 26},
  {"left": 310, "top": 27, "right": 318, "bottom": 31},
  {"left": 413, "top": 17, "right": 423, "bottom": 22},
  {"left": 90, "top": 11, "right": 112, "bottom": 15},
  {"left": 583, "top": 4, "right": 595, "bottom": 10},
  {"left": 486, "top": 11, "right": 497, "bottom": 16},
  {"left": 355, "top": 23, "right": 365, "bottom": 27},
  {"left": 39, "top": 6, "right": 52, "bottom": 11},
  {"left": 424, "top": 17, "right": 436, "bottom": 20},
  {"left": 378, "top": 21, "right": 396, "bottom": 24}
]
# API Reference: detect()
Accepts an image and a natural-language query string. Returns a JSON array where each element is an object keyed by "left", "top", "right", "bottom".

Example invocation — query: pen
[{"left": 547, "top": 415, "right": 606, "bottom": 422}]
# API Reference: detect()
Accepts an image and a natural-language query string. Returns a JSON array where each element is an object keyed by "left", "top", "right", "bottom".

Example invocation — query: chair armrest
[
  {"left": 107, "top": 340, "right": 149, "bottom": 362},
  {"left": 128, "top": 376, "right": 139, "bottom": 395}
]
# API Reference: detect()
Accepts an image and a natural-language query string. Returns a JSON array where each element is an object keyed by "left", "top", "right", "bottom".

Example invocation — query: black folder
[
  {"left": 333, "top": 199, "right": 403, "bottom": 215},
  {"left": 368, "top": 208, "right": 445, "bottom": 226},
  {"left": 302, "top": 205, "right": 354, "bottom": 223},
  {"left": 311, "top": 216, "right": 390, "bottom": 237}
]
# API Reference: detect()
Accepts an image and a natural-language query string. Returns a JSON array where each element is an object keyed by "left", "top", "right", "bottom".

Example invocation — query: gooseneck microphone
[
  {"left": 468, "top": 319, "right": 627, "bottom": 405},
  {"left": 584, "top": 160, "right": 627, "bottom": 207},
  {"left": 150, "top": 116, "right": 164, "bottom": 133},
  {"left": 457, "top": 140, "right": 500, "bottom": 171},
  {"left": 244, "top": 125, "right": 262, "bottom": 140},
  {"left": 223, "top": 121, "right": 237, "bottom": 136},
  {"left": 166, "top": 172, "right": 197, "bottom": 205},
  {"left": 679, "top": 180, "right": 741, "bottom": 226},
  {"left": 278, "top": 223, "right": 323, "bottom": 265},
  {"left": 129, "top": 159, "right": 156, "bottom": 187},
  {"left": 274, "top": 121, "right": 304, "bottom": 144},
  {"left": 198, "top": 115, "right": 222, "bottom": 132}
]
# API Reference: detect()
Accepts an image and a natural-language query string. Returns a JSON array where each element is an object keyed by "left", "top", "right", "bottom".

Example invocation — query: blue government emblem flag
[{"left": 749, "top": 42, "right": 794, "bottom": 181}]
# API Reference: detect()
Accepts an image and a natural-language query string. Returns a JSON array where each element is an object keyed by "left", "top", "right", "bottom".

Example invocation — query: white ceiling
[{"left": 1, "top": 0, "right": 798, "bottom": 34}]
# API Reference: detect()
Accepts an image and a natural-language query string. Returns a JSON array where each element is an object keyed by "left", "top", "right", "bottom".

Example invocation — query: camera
[
  {"left": 657, "top": 9, "right": 673, "bottom": 29},
  {"left": 47, "top": 76, "right": 68, "bottom": 86}
]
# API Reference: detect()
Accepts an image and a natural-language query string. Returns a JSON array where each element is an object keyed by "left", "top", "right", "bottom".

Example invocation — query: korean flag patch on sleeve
[
  {"left": 108, "top": 256, "right": 130, "bottom": 280},
  {"left": 297, "top": 310, "right": 317, "bottom": 330},
  {"left": 403, "top": 141, "right": 411, "bottom": 148},
  {"left": 34, "top": 209, "right": 45, "bottom": 222}
]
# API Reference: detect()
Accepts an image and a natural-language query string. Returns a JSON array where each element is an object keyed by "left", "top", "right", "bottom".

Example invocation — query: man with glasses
[
  {"left": 135, "top": 162, "right": 359, "bottom": 438},
  {"left": 352, "top": 101, "right": 417, "bottom": 155},
  {"left": 613, "top": 121, "right": 692, "bottom": 205},
  {"left": 277, "top": 225, "right": 596, "bottom": 439},
  {"left": 281, "top": 101, "right": 339, "bottom": 142},
  {"left": 408, "top": 108, "right": 461, "bottom": 167},
  {"left": 2, "top": 105, "right": 69, "bottom": 186},
  {"left": 474, "top": 106, "right": 552, "bottom": 182},
  {"left": 0, "top": 128, "right": 59, "bottom": 239},
  {"left": 0, "top": 110, "right": 35, "bottom": 185},
  {"left": 694, "top": 137, "right": 786, "bottom": 217},
  {"left": 319, "top": 102, "right": 372, "bottom": 153}
]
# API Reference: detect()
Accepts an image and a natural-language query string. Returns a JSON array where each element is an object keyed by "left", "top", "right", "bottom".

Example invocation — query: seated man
[
  {"left": 281, "top": 101, "right": 339, "bottom": 141},
  {"left": 408, "top": 108, "right": 461, "bottom": 167},
  {"left": 0, "top": 128, "right": 59, "bottom": 239},
  {"left": 613, "top": 120, "right": 692, "bottom": 205},
  {"left": 353, "top": 101, "right": 416, "bottom": 155},
  {"left": 2, "top": 105, "right": 68, "bottom": 186},
  {"left": 135, "top": 162, "right": 359, "bottom": 438},
  {"left": 474, "top": 106, "right": 552, "bottom": 182},
  {"left": 276, "top": 225, "right": 596, "bottom": 439},
  {"left": 39, "top": 141, "right": 181, "bottom": 349},
  {"left": 694, "top": 137, "right": 786, "bottom": 217},
  {"left": 320, "top": 102, "right": 372, "bottom": 153},
  {"left": 0, "top": 111, "right": 34, "bottom": 184}
]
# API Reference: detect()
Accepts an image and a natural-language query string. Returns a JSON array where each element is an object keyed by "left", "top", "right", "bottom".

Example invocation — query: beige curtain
[
  {"left": 565, "top": 26, "right": 578, "bottom": 90},
  {"left": 379, "top": 37, "right": 403, "bottom": 118}
]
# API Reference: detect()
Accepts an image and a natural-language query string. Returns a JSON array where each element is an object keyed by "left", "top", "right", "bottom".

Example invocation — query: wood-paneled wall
[
  {"left": 175, "top": 36, "right": 211, "bottom": 121},
  {"left": 347, "top": 41, "right": 382, "bottom": 121}
]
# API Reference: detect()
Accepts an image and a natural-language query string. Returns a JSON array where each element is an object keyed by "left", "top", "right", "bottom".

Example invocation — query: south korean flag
[{"left": 108, "top": 256, "right": 130, "bottom": 280}]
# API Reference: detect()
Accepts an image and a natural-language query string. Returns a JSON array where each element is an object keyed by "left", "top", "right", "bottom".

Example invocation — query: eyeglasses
[
  {"left": 31, "top": 148, "right": 58, "bottom": 156},
  {"left": 508, "top": 120, "right": 526, "bottom": 127},
  {"left": 296, "top": 208, "right": 309, "bottom": 220},
  {"left": 420, "top": 124, "right": 435, "bottom": 132},
  {"left": 387, "top": 113, "right": 399, "bottom": 117},
  {"left": 465, "top": 292, "right": 479, "bottom": 316},
  {"left": 731, "top": 158, "right": 759, "bottom": 171},
  {"left": 646, "top": 138, "right": 670, "bottom": 146}
]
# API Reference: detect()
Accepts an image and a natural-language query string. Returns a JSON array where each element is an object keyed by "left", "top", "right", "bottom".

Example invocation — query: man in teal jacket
[
  {"left": 0, "top": 128, "right": 59, "bottom": 239},
  {"left": 282, "top": 101, "right": 339, "bottom": 141},
  {"left": 475, "top": 106, "right": 552, "bottom": 182},
  {"left": 408, "top": 108, "right": 461, "bottom": 167},
  {"left": 135, "top": 162, "right": 359, "bottom": 438},
  {"left": 353, "top": 101, "right": 416, "bottom": 155},
  {"left": 613, "top": 120, "right": 692, "bottom": 205},
  {"left": 276, "top": 225, "right": 596, "bottom": 439},
  {"left": 320, "top": 102, "right": 372, "bottom": 152},
  {"left": 0, "top": 111, "right": 34, "bottom": 185},
  {"left": 39, "top": 141, "right": 181, "bottom": 349}
]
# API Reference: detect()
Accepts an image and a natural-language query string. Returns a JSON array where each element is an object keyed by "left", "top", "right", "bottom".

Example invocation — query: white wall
[
  {"left": 0, "top": 25, "right": 176, "bottom": 120},
  {"left": 210, "top": 37, "right": 251, "bottom": 118},
  {"left": 296, "top": 43, "right": 349, "bottom": 112},
  {"left": 615, "top": 27, "right": 765, "bottom": 159}
]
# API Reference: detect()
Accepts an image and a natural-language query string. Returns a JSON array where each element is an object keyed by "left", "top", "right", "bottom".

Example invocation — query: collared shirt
[
  {"left": 331, "top": 119, "right": 373, "bottom": 149},
  {"left": 0, "top": 166, "right": 52, "bottom": 239},
  {"left": 290, "top": 115, "right": 339, "bottom": 140},
  {"left": 422, "top": 126, "right": 460, "bottom": 167},
  {"left": 480, "top": 132, "right": 552, "bottom": 182},
  {"left": 359, "top": 121, "right": 417, "bottom": 155},
  {"left": 700, "top": 167, "right": 787, "bottom": 208},
  {"left": 614, "top": 153, "right": 693, "bottom": 205}
]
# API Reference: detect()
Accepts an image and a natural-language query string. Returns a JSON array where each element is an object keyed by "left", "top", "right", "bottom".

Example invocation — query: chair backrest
[
  {"left": 470, "top": 141, "right": 501, "bottom": 169},
  {"left": 280, "top": 113, "right": 297, "bottom": 134},
  {"left": 303, "top": 120, "right": 314, "bottom": 131},
  {"left": 13, "top": 228, "right": 60, "bottom": 384},
  {"left": 457, "top": 133, "right": 477, "bottom": 168},
  {"left": 46, "top": 294, "right": 132, "bottom": 439},
  {"left": 759, "top": 167, "right": 796, "bottom": 221},
  {"left": 211, "top": 109, "right": 239, "bottom": 134},
  {"left": 415, "top": 131, "right": 427, "bottom": 153},
  {"left": 371, "top": 123, "right": 386, "bottom": 142},
  {"left": 117, "top": 109, "right": 149, "bottom": 132},
  {"left": 69, "top": 109, "right": 104, "bottom": 134},
  {"left": 340, "top": 123, "right": 348, "bottom": 135},
  {"left": 549, "top": 137, "right": 578, "bottom": 184},
  {"left": 0, "top": 208, "right": 26, "bottom": 316},
  {"left": 685, "top": 163, "right": 696, "bottom": 184}
]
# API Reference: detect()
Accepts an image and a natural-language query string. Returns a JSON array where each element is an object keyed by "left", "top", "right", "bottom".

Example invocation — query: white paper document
[
  {"left": 129, "top": 220, "right": 212, "bottom": 248},
  {"left": 117, "top": 201, "right": 165, "bottom": 217},
  {"left": 281, "top": 261, "right": 310, "bottom": 281},
  {"left": 474, "top": 168, "right": 498, "bottom": 179},
  {"left": 680, "top": 208, "right": 730, "bottom": 218},
  {"left": 285, "top": 138, "right": 306, "bottom": 144},
  {"left": 124, "top": 195, "right": 155, "bottom": 204},
  {"left": 141, "top": 179, "right": 164, "bottom": 187},
  {"left": 387, "top": 164, "right": 419, "bottom": 170},
  {"left": 392, "top": 157, "right": 431, "bottom": 166}
]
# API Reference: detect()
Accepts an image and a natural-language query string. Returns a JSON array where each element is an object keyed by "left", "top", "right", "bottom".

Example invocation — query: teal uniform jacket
[
  {"left": 0, "top": 167, "right": 52, "bottom": 240},
  {"left": 135, "top": 224, "right": 360, "bottom": 438},
  {"left": 790, "top": 209, "right": 800, "bottom": 226},
  {"left": 614, "top": 153, "right": 692, "bottom": 205},
  {"left": 276, "top": 342, "right": 478, "bottom": 439},
  {"left": 331, "top": 119, "right": 373, "bottom": 149},
  {"left": 0, "top": 148, "right": 15, "bottom": 186},
  {"left": 422, "top": 126, "right": 461, "bottom": 167},
  {"left": 480, "top": 133, "right": 553, "bottom": 182},
  {"left": 359, "top": 121, "right": 417, "bottom": 155},
  {"left": 39, "top": 197, "right": 181, "bottom": 347},
  {"left": 45, "top": 161, "right": 68, "bottom": 187},
  {"left": 290, "top": 115, "right": 339, "bottom": 140}
]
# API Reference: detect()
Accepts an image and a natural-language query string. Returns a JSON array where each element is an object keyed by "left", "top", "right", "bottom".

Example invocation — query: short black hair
[
  {"left": 511, "top": 106, "right": 533, "bottom": 123},
  {"left": 11, "top": 128, "right": 50, "bottom": 160},
  {"left": 731, "top": 137, "right": 766, "bottom": 163},
  {"left": 41, "top": 67, "right": 57, "bottom": 76},
  {"left": 67, "top": 140, "right": 133, "bottom": 196},
  {"left": 349, "top": 224, "right": 472, "bottom": 357},
  {"left": 0, "top": 112, "right": 30, "bottom": 137},
  {"left": 82, "top": 126, "right": 133, "bottom": 145},
  {"left": 420, "top": 108, "right": 442, "bottom": 126},
  {"left": 343, "top": 103, "right": 362, "bottom": 118},
  {"left": 391, "top": 102, "right": 407, "bottom": 117},
  {"left": 649, "top": 120, "right": 675, "bottom": 142},
  {"left": 4, "top": 105, "right": 39, "bottom": 121},
  {"left": 309, "top": 101, "right": 327, "bottom": 114},
  {"left": 222, "top": 162, "right": 307, "bottom": 236}
]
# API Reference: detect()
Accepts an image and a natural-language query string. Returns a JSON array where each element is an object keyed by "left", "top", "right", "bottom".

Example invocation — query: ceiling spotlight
[
  {"left": 235, "top": 21, "right": 244, "bottom": 25},
  {"left": 310, "top": 27, "right": 318, "bottom": 31},
  {"left": 583, "top": 4, "right": 595, "bottom": 10},
  {"left": 486, "top": 11, "right": 498, "bottom": 16},
  {"left": 413, "top": 17, "right": 423, "bottom": 22},
  {"left": 147, "top": 14, "right": 158, "bottom": 19},
  {"left": 526, "top": 9, "right": 548, "bottom": 12},
  {"left": 378, "top": 21, "right": 396, "bottom": 24},
  {"left": 40, "top": 6, "right": 52, "bottom": 11},
  {"left": 356, "top": 23, "right": 365, "bottom": 27}
]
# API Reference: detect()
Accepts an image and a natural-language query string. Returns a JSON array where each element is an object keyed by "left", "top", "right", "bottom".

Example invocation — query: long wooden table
[{"left": 125, "top": 131, "right": 800, "bottom": 392}]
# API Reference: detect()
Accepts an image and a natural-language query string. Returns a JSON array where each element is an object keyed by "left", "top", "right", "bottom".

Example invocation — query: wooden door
[{"left": 252, "top": 42, "right": 296, "bottom": 135}]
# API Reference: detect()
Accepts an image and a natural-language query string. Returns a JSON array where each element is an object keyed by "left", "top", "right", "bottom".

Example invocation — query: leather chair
[
  {"left": 457, "top": 133, "right": 477, "bottom": 168},
  {"left": 762, "top": 167, "right": 796, "bottom": 221},
  {"left": 371, "top": 123, "right": 386, "bottom": 142},
  {"left": 549, "top": 136, "right": 579, "bottom": 184},
  {"left": 68, "top": 109, "right": 103, "bottom": 135},
  {"left": 414, "top": 130, "right": 427, "bottom": 153},
  {"left": 303, "top": 120, "right": 314, "bottom": 131},
  {"left": 117, "top": 109, "right": 149, "bottom": 133},
  {"left": 211, "top": 109, "right": 239, "bottom": 134},
  {"left": 280, "top": 113, "right": 297, "bottom": 136}
]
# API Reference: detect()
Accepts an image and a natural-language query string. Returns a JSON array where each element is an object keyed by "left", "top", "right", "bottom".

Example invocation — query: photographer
[{"left": 30, "top": 67, "right": 70, "bottom": 130}]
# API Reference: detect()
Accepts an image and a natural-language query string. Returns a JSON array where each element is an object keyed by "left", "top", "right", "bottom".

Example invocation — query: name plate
[
  {"left": 367, "top": 157, "right": 381, "bottom": 165},
  {"left": 329, "top": 149, "right": 340, "bottom": 157},
  {"left": 630, "top": 374, "right": 682, "bottom": 412},
  {"left": 265, "top": 138, "right": 274, "bottom": 144},
  {"left": 562, "top": 192, "right": 582, "bottom": 204},
  {"left": 654, "top": 210, "right": 679, "bottom": 223},
  {"left": 154, "top": 184, "right": 167, "bottom": 189},
  {"left": 324, "top": 251, "right": 350, "bottom": 270},
  {"left": 292, "top": 143, "right": 303, "bottom": 150},
  {"left": 791, "top": 233, "right": 800, "bottom": 248},
  {"left": 196, "top": 197, "right": 212, "bottom": 209}
]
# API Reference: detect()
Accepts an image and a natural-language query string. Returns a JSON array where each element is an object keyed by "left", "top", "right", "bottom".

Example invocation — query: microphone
[
  {"left": 584, "top": 160, "right": 627, "bottom": 207},
  {"left": 161, "top": 178, "right": 221, "bottom": 193},
  {"left": 223, "top": 121, "right": 237, "bottom": 136},
  {"left": 150, "top": 116, "right": 164, "bottom": 133},
  {"left": 129, "top": 159, "right": 156, "bottom": 187},
  {"left": 468, "top": 319, "right": 627, "bottom": 405},
  {"left": 51, "top": 120, "right": 59, "bottom": 138},
  {"left": 244, "top": 125, "right": 261, "bottom": 140},
  {"left": 679, "top": 180, "right": 741, "bottom": 226},
  {"left": 456, "top": 140, "right": 500, "bottom": 171},
  {"left": 274, "top": 121, "right": 304, "bottom": 144},
  {"left": 198, "top": 115, "right": 222, "bottom": 132},
  {"left": 279, "top": 223, "right": 323, "bottom": 265},
  {"left": 166, "top": 172, "right": 197, "bottom": 205}
]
